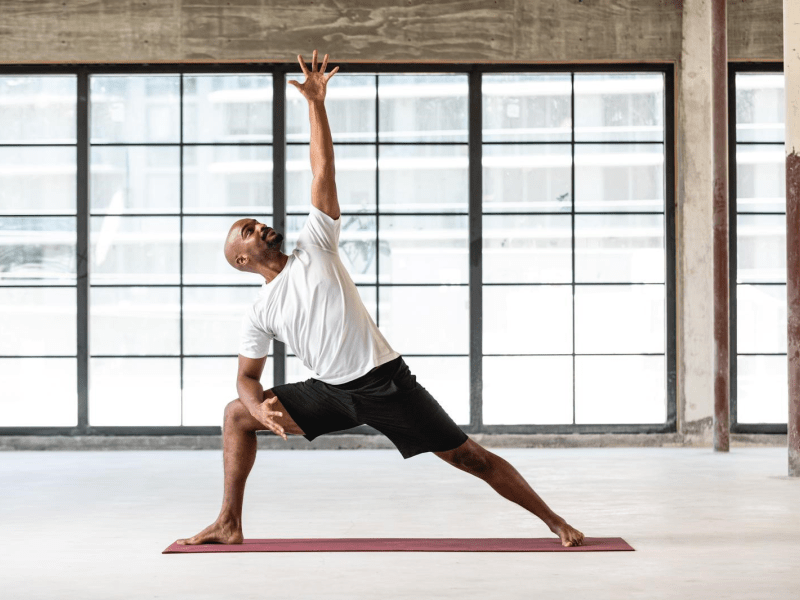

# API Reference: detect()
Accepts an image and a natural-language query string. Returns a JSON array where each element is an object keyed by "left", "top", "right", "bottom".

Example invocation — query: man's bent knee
[{"left": 224, "top": 399, "right": 252, "bottom": 428}]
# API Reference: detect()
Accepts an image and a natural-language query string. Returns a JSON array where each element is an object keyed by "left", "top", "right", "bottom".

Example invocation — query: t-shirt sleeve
[
  {"left": 296, "top": 204, "right": 340, "bottom": 252},
  {"left": 238, "top": 308, "right": 273, "bottom": 359}
]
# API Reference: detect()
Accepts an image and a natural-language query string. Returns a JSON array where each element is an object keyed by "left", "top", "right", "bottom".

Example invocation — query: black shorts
[{"left": 271, "top": 356, "right": 468, "bottom": 459}]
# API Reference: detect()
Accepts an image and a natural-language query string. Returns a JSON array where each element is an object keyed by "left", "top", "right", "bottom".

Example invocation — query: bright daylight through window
[{"left": 0, "top": 67, "right": 673, "bottom": 431}]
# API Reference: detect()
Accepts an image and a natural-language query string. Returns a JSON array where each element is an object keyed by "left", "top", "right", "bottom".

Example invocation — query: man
[{"left": 178, "top": 51, "right": 585, "bottom": 548}]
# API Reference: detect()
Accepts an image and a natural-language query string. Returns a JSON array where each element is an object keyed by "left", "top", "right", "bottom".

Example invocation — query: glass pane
[
  {"left": 183, "top": 287, "right": 261, "bottom": 355},
  {"left": 183, "top": 216, "right": 270, "bottom": 285},
  {"left": 184, "top": 145, "right": 272, "bottom": 214},
  {"left": 286, "top": 74, "right": 376, "bottom": 143},
  {"left": 90, "top": 287, "right": 180, "bottom": 355},
  {"left": 403, "top": 356, "right": 469, "bottom": 425},
  {"left": 483, "top": 356, "right": 573, "bottom": 425},
  {"left": 736, "top": 145, "right": 785, "bottom": 213},
  {"left": 735, "top": 73, "right": 785, "bottom": 143},
  {"left": 286, "top": 214, "right": 376, "bottom": 285},
  {"left": 91, "top": 216, "right": 179, "bottom": 284},
  {"left": 575, "top": 144, "right": 664, "bottom": 212},
  {"left": 379, "top": 215, "right": 467, "bottom": 284},
  {"left": 0, "top": 147, "right": 76, "bottom": 214},
  {"left": 379, "top": 75, "right": 468, "bottom": 142},
  {"left": 737, "top": 215, "right": 786, "bottom": 283},
  {"left": 0, "top": 358, "right": 77, "bottom": 426},
  {"left": 379, "top": 286, "right": 468, "bottom": 354},
  {"left": 0, "top": 76, "right": 76, "bottom": 143},
  {"left": 89, "top": 358, "right": 181, "bottom": 425},
  {"left": 0, "top": 288, "right": 75, "bottom": 356},
  {"left": 575, "top": 73, "right": 664, "bottom": 142},
  {"left": 184, "top": 75, "right": 272, "bottom": 143},
  {"left": 183, "top": 356, "right": 273, "bottom": 426},
  {"left": 483, "top": 215, "right": 571, "bottom": 284},
  {"left": 483, "top": 74, "right": 571, "bottom": 142},
  {"left": 357, "top": 286, "right": 377, "bottom": 323},
  {"left": 91, "top": 146, "right": 180, "bottom": 214},
  {"left": 379, "top": 145, "right": 468, "bottom": 213},
  {"left": 0, "top": 217, "right": 76, "bottom": 285},
  {"left": 483, "top": 286, "right": 572, "bottom": 354},
  {"left": 575, "top": 356, "right": 666, "bottom": 424},
  {"left": 575, "top": 214, "right": 664, "bottom": 283},
  {"left": 90, "top": 75, "right": 180, "bottom": 143},
  {"left": 737, "top": 285, "right": 787, "bottom": 353},
  {"left": 737, "top": 355, "right": 788, "bottom": 424},
  {"left": 575, "top": 285, "right": 664, "bottom": 354},
  {"left": 482, "top": 144, "right": 572, "bottom": 213},
  {"left": 286, "top": 145, "right": 376, "bottom": 213}
]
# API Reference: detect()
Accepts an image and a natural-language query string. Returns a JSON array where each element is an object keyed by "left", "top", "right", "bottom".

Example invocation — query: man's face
[{"left": 225, "top": 218, "right": 284, "bottom": 270}]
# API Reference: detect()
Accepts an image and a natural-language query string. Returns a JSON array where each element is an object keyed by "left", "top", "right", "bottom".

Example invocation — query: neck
[{"left": 254, "top": 252, "right": 289, "bottom": 284}]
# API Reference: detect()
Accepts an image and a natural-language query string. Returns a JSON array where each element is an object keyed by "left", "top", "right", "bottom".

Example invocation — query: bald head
[
  {"left": 224, "top": 218, "right": 285, "bottom": 274},
  {"left": 224, "top": 218, "right": 252, "bottom": 272}
]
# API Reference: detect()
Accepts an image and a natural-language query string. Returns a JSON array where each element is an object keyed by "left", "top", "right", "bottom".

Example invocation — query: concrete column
[
  {"left": 678, "top": 0, "right": 715, "bottom": 444},
  {"left": 711, "top": 0, "right": 730, "bottom": 452},
  {"left": 785, "top": 0, "right": 800, "bottom": 477}
]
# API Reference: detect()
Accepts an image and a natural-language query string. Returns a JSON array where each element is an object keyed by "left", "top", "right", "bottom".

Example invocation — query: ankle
[
  {"left": 218, "top": 512, "right": 242, "bottom": 530},
  {"left": 545, "top": 514, "right": 566, "bottom": 532}
]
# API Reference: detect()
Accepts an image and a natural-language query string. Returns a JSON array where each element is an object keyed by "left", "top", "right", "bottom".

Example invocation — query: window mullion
[
  {"left": 76, "top": 69, "right": 90, "bottom": 431},
  {"left": 469, "top": 68, "right": 483, "bottom": 431}
]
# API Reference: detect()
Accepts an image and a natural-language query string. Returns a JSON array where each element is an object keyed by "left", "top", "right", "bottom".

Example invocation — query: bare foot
[
  {"left": 550, "top": 519, "right": 585, "bottom": 547},
  {"left": 176, "top": 518, "right": 243, "bottom": 545}
]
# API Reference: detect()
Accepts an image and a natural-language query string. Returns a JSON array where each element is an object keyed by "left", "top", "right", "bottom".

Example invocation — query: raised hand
[
  {"left": 287, "top": 49, "right": 339, "bottom": 103},
  {"left": 252, "top": 395, "right": 287, "bottom": 440}
]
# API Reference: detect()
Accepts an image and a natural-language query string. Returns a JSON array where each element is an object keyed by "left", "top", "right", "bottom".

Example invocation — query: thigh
[
  {"left": 263, "top": 389, "right": 306, "bottom": 435},
  {"left": 358, "top": 373, "right": 468, "bottom": 459},
  {"left": 227, "top": 391, "right": 305, "bottom": 435},
  {"left": 271, "top": 379, "right": 361, "bottom": 442}
]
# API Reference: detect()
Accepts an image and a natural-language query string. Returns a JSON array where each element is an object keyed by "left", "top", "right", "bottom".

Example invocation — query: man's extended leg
[
  {"left": 434, "top": 438, "right": 585, "bottom": 547},
  {"left": 177, "top": 391, "right": 303, "bottom": 545}
]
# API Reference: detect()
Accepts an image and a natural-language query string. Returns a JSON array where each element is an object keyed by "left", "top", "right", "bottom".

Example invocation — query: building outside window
[{"left": 0, "top": 65, "right": 674, "bottom": 434}]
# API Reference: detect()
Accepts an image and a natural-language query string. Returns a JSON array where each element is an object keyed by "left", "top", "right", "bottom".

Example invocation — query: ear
[{"left": 236, "top": 255, "right": 248, "bottom": 266}]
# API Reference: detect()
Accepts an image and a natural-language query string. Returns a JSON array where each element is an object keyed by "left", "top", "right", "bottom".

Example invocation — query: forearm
[
  {"left": 237, "top": 376, "right": 264, "bottom": 416},
  {"left": 308, "top": 99, "right": 335, "bottom": 177}
]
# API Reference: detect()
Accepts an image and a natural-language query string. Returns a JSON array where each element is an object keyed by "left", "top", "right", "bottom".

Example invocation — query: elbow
[{"left": 313, "top": 162, "right": 335, "bottom": 179}]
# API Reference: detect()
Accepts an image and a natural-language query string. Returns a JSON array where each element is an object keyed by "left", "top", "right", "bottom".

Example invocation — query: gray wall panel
[{"left": 0, "top": 1, "right": 782, "bottom": 64}]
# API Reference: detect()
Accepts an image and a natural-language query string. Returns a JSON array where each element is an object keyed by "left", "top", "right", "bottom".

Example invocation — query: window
[
  {"left": 0, "top": 64, "right": 675, "bottom": 435},
  {"left": 0, "top": 75, "right": 78, "bottom": 426},
  {"left": 731, "top": 65, "right": 787, "bottom": 431},
  {"left": 286, "top": 73, "right": 471, "bottom": 423},
  {"left": 482, "top": 73, "right": 670, "bottom": 428},
  {"left": 87, "top": 74, "right": 274, "bottom": 427}
]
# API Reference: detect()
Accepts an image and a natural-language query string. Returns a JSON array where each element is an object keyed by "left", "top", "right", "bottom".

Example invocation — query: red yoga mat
[{"left": 163, "top": 537, "right": 634, "bottom": 554}]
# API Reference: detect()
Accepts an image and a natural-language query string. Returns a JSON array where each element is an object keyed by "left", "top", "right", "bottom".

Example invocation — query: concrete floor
[{"left": 1, "top": 447, "right": 798, "bottom": 600}]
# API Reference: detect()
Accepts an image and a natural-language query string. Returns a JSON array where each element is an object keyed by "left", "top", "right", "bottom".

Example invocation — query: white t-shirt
[{"left": 238, "top": 205, "right": 399, "bottom": 385}]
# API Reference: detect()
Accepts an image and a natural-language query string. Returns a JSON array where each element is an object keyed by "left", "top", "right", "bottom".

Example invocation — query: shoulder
[
  {"left": 308, "top": 204, "right": 340, "bottom": 226},
  {"left": 297, "top": 206, "right": 341, "bottom": 252}
]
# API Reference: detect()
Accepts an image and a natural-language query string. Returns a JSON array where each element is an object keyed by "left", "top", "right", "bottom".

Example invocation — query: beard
[{"left": 266, "top": 231, "right": 284, "bottom": 250}]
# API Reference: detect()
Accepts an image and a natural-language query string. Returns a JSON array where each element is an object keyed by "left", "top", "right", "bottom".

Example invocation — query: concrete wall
[
  {"left": 0, "top": 0, "right": 785, "bottom": 444},
  {"left": 1, "top": 0, "right": 685, "bottom": 63},
  {"left": 0, "top": 0, "right": 783, "bottom": 64}
]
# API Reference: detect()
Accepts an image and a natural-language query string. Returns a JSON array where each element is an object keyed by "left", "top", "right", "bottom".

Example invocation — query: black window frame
[
  {"left": 0, "top": 62, "right": 676, "bottom": 436},
  {"left": 728, "top": 61, "right": 787, "bottom": 435}
]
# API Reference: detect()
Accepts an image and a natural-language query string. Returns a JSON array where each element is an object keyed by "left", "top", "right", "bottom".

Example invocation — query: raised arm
[{"left": 288, "top": 50, "right": 341, "bottom": 220}]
